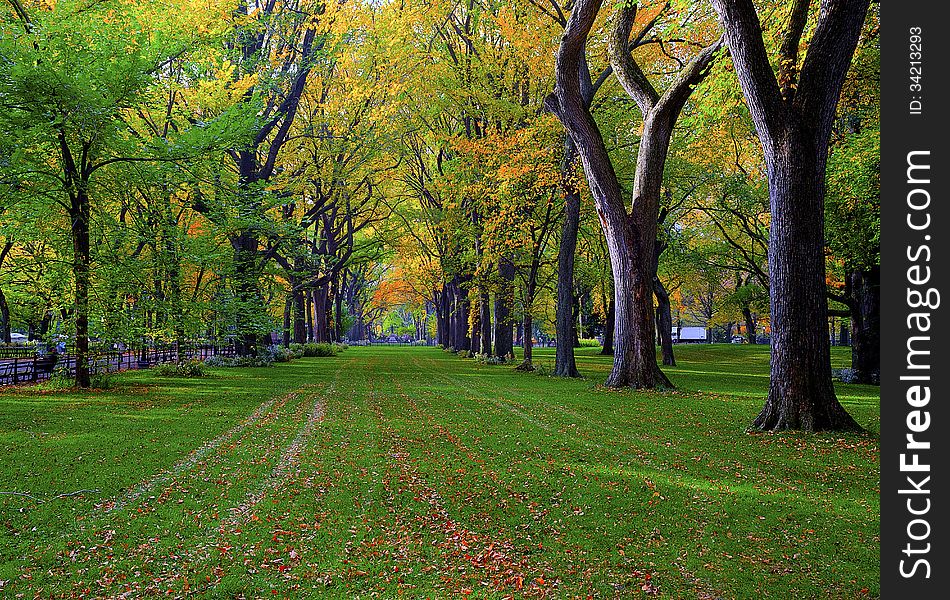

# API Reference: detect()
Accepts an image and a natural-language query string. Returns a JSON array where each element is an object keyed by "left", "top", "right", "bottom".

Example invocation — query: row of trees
[{"left": 1, "top": 0, "right": 879, "bottom": 431}]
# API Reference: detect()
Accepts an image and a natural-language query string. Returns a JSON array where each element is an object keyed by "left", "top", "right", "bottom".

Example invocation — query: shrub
[
  {"left": 578, "top": 338, "right": 602, "bottom": 348},
  {"left": 38, "top": 372, "right": 73, "bottom": 391},
  {"left": 89, "top": 372, "right": 114, "bottom": 389},
  {"left": 155, "top": 359, "right": 210, "bottom": 378},
  {"left": 457, "top": 349, "right": 472, "bottom": 359},
  {"left": 474, "top": 353, "right": 508, "bottom": 365},
  {"left": 287, "top": 343, "right": 306, "bottom": 359},
  {"left": 262, "top": 345, "right": 294, "bottom": 363},
  {"left": 203, "top": 355, "right": 229, "bottom": 368},
  {"left": 203, "top": 355, "right": 274, "bottom": 368},
  {"left": 302, "top": 342, "right": 338, "bottom": 357}
]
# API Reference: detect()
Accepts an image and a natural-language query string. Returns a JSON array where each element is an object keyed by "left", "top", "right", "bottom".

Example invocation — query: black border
[{"left": 881, "top": 2, "right": 947, "bottom": 595}]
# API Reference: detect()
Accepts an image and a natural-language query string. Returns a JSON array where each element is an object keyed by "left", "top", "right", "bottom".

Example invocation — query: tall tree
[
  {"left": 0, "top": 0, "right": 249, "bottom": 386},
  {"left": 546, "top": 0, "right": 722, "bottom": 388},
  {"left": 710, "top": 0, "right": 868, "bottom": 430},
  {"left": 219, "top": 0, "right": 325, "bottom": 355}
]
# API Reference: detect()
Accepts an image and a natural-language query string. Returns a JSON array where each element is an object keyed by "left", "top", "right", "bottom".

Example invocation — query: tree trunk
[
  {"left": 291, "top": 290, "right": 307, "bottom": 344},
  {"left": 434, "top": 290, "right": 446, "bottom": 346},
  {"left": 231, "top": 230, "right": 261, "bottom": 356},
  {"left": 327, "top": 276, "right": 338, "bottom": 342},
  {"left": 571, "top": 294, "right": 581, "bottom": 347},
  {"left": 546, "top": 0, "right": 717, "bottom": 389},
  {"left": 494, "top": 258, "right": 515, "bottom": 358},
  {"left": 479, "top": 290, "right": 492, "bottom": 355},
  {"left": 282, "top": 294, "right": 292, "bottom": 347},
  {"left": 0, "top": 287, "right": 11, "bottom": 344},
  {"left": 742, "top": 304, "right": 757, "bottom": 344},
  {"left": 517, "top": 312, "right": 535, "bottom": 370},
  {"left": 753, "top": 146, "right": 859, "bottom": 431},
  {"left": 848, "top": 266, "right": 880, "bottom": 384},
  {"left": 653, "top": 277, "right": 675, "bottom": 366},
  {"left": 71, "top": 188, "right": 91, "bottom": 388},
  {"left": 0, "top": 242, "right": 14, "bottom": 344},
  {"left": 305, "top": 292, "right": 314, "bottom": 341},
  {"left": 839, "top": 322, "right": 850, "bottom": 346},
  {"left": 554, "top": 138, "right": 581, "bottom": 377},
  {"left": 605, "top": 217, "right": 670, "bottom": 388},
  {"left": 313, "top": 285, "right": 329, "bottom": 342},
  {"left": 334, "top": 274, "right": 345, "bottom": 342},
  {"left": 450, "top": 277, "right": 471, "bottom": 352},
  {"left": 601, "top": 299, "right": 615, "bottom": 356}
]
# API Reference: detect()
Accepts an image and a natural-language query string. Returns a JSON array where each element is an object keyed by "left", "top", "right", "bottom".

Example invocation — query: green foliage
[
  {"left": 577, "top": 338, "right": 601, "bottom": 348},
  {"left": 825, "top": 127, "right": 880, "bottom": 271},
  {"left": 473, "top": 352, "right": 508, "bottom": 365},
  {"left": 154, "top": 359, "right": 210, "bottom": 378},
  {"left": 88, "top": 372, "right": 114, "bottom": 389},
  {"left": 301, "top": 342, "right": 340, "bottom": 357},
  {"left": 204, "top": 354, "right": 273, "bottom": 368}
]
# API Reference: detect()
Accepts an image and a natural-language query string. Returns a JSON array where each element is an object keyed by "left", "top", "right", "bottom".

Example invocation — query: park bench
[
  {"left": 0, "top": 354, "right": 58, "bottom": 385},
  {"left": 32, "top": 355, "right": 59, "bottom": 380}
]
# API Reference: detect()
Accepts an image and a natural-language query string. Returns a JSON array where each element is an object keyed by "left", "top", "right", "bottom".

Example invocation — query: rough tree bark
[
  {"left": 710, "top": 0, "right": 868, "bottom": 430},
  {"left": 282, "top": 295, "right": 292, "bottom": 347},
  {"left": 494, "top": 257, "right": 515, "bottom": 358},
  {"left": 571, "top": 294, "right": 581, "bottom": 347},
  {"left": 447, "top": 276, "right": 471, "bottom": 352},
  {"left": 652, "top": 236, "right": 675, "bottom": 366},
  {"left": 0, "top": 241, "right": 13, "bottom": 344},
  {"left": 479, "top": 290, "right": 492, "bottom": 355},
  {"left": 601, "top": 298, "right": 614, "bottom": 356},
  {"left": 847, "top": 266, "right": 879, "bottom": 384},
  {"left": 653, "top": 276, "right": 675, "bottom": 366},
  {"left": 313, "top": 285, "right": 329, "bottom": 343},
  {"left": 742, "top": 304, "right": 757, "bottom": 344},
  {"left": 546, "top": 0, "right": 721, "bottom": 388},
  {"left": 554, "top": 137, "right": 582, "bottom": 377},
  {"left": 71, "top": 187, "right": 91, "bottom": 388}
]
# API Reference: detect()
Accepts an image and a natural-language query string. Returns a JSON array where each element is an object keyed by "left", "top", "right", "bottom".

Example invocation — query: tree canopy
[{"left": 1, "top": 0, "right": 878, "bottom": 430}]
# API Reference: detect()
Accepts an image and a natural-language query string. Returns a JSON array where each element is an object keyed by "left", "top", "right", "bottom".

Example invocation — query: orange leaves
[{"left": 446, "top": 118, "right": 562, "bottom": 260}]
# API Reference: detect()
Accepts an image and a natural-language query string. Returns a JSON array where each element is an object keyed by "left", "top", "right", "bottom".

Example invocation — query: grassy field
[{"left": 0, "top": 345, "right": 879, "bottom": 598}]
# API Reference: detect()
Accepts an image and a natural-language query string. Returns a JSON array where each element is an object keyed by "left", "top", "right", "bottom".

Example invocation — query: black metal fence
[{"left": 0, "top": 344, "right": 235, "bottom": 387}]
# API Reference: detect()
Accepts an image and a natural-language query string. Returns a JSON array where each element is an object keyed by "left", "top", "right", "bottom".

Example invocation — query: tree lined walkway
[{"left": 0, "top": 347, "right": 878, "bottom": 597}]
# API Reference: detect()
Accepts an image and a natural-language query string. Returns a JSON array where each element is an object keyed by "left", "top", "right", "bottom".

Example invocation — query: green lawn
[{"left": 0, "top": 345, "right": 879, "bottom": 598}]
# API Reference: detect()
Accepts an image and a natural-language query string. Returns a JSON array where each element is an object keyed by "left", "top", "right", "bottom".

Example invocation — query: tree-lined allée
[{"left": 1, "top": 0, "right": 879, "bottom": 431}]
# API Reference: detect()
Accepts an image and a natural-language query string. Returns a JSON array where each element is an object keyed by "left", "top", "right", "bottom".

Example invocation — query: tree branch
[
  {"left": 709, "top": 0, "right": 785, "bottom": 140},
  {"left": 795, "top": 0, "right": 871, "bottom": 136},
  {"left": 607, "top": 2, "right": 659, "bottom": 115},
  {"left": 777, "top": 0, "right": 811, "bottom": 100}
]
